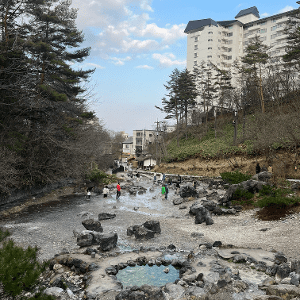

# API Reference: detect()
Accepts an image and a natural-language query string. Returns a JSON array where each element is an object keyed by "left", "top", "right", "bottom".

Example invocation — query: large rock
[
  {"left": 195, "top": 207, "right": 214, "bottom": 225},
  {"left": 291, "top": 260, "right": 300, "bottom": 274},
  {"left": 266, "top": 284, "right": 300, "bottom": 299},
  {"left": 173, "top": 197, "right": 184, "bottom": 205},
  {"left": 276, "top": 263, "right": 291, "bottom": 281},
  {"left": 82, "top": 219, "right": 103, "bottom": 232},
  {"left": 77, "top": 232, "right": 93, "bottom": 247},
  {"left": 115, "top": 284, "right": 164, "bottom": 300},
  {"left": 143, "top": 220, "right": 161, "bottom": 234},
  {"left": 134, "top": 226, "right": 156, "bottom": 240},
  {"left": 127, "top": 220, "right": 161, "bottom": 240},
  {"left": 189, "top": 202, "right": 203, "bottom": 215},
  {"left": 220, "top": 180, "right": 268, "bottom": 205},
  {"left": 97, "top": 232, "right": 118, "bottom": 251},
  {"left": 179, "top": 184, "right": 198, "bottom": 198},
  {"left": 252, "top": 171, "right": 272, "bottom": 182},
  {"left": 201, "top": 199, "right": 217, "bottom": 211},
  {"left": 98, "top": 213, "right": 116, "bottom": 221},
  {"left": 163, "top": 283, "right": 185, "bottom": 300}
]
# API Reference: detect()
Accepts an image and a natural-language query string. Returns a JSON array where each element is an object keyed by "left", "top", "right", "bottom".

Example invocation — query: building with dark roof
[{"left": 185, "top": 5, "right": 294, "bottom": 113}]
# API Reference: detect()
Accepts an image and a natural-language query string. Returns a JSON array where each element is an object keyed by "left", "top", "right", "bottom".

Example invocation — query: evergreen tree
[
  {"left": 0, "top": 0, "right": 105, "bottom": 192},
  {"left": 241, "top": 35, "right": 269, "bottom": 113},
  {"left": 283, "top": 5, "right": 300, "bottom": 67}
]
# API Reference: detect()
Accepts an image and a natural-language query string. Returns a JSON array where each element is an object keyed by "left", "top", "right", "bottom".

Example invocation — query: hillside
[
  {"left": 152, "top": 103, "right": 300, "bottom": 181},
  {"left": 153, "top": 149, "right": 300, "bottom": 179}
]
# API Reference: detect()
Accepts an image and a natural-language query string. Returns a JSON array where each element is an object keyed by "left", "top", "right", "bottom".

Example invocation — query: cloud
[
  {"left": 261, "top": 13, "right": 270, "bottom": 18},
  {"left": 71, "top": 0, "right": 186, "bottom": 63},
  {"left": 278, "top": 5, "right": 294, "bottom": 14},
  {"left": 152, "top": 53, "right": 186, "bottom": 68},
  {"left": 261, "top": 5, "right": 295, "bottom": 19},
  {"left": 130, "top": 23, "right": 186, "bottom": 44},
  {"left": 84, "top": 63, "right": 105, "bottom": 69},
  {"left": 110, "top": 56, "right": 132, "bottom": 65},
  {"left": 135, "top": 65, "right": 154, "bottom": 69}
]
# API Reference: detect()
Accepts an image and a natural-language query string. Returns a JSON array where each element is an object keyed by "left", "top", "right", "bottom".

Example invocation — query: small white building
[
  {"left": 122, "top": 137, "right": 133, "bottom": 154},
  {"left": 143, "top": 157, "right": 157, "bottom": 169}
]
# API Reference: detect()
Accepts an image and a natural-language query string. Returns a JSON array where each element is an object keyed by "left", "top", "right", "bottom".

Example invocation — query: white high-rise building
[
  {"left": 184, "top": 6, "right": 295, "bottom": 119},
  {"left": 185, "top": 6, "right": 293, "bottom": 71}
]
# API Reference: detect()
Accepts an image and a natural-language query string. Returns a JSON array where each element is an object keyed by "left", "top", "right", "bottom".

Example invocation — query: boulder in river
[
  {"left": 82, "top": 219, "right": 103, "bottom": 232},
  {"left": 98, "top": 213, "right": 116, "bottom": 221},
  {"left": 179, "top": 184, "right": 198, "bottom": 198},
  {"left": 97, "top": 232, "right": 118, "bottom": 251}
]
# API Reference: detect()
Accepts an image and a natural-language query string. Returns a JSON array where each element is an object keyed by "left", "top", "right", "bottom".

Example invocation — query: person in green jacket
[
  {"left": 162, "top": 184, "right": 169, "bottom": 199},
  {"left": 161, "top": 185, "right": 166, "bottom": 199}
]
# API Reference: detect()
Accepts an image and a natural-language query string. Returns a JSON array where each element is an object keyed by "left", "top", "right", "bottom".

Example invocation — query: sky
[{"left": 70, "top": 0, "right": 297, "bottom": 135}]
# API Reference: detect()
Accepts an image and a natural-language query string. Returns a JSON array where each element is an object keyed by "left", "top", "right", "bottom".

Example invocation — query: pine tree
[
  {"left": 241, "top": 35, "right": 269, "bottom": 113},
  {"left": 283, "top": 5, "right": 300, "bottom": 67}
]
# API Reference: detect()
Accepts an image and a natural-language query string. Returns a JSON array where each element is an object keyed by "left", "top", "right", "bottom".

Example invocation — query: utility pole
[
  {"left": 155, "top": 119, "right": 159, "bottom": 165},
  {"left": 233, "top": 110, "right": 237, "bottom": 145}
]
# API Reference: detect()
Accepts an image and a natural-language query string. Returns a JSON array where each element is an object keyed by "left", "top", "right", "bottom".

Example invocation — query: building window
[
  {"left": 208, "top": 31, "right": 213, "bottom": 34},
  {"left": 136, "top": 132, "right": 141, "bottom": 136},
  {"left": 271, "top": 25, "right": 277, "bottom": 31},
  {"left": 227, "top": 26, "right": 233, "bottom": 29},
  {"left": 259, "top": 21, "right": 266, "bottom": 26},
  {"left": 194, "top": 61, "right": 197, "bottom": 65},
  {"left": 260, "top": 28, "right": 267, "bottom": 33},
  {"left": 208, "top": 47, "right": 212, "bottom": 50},
  {"left": 228, "top": 40, "right": 233, "bottom": 44},
  {"left": 272, "top": 19, "right": 277, "bottom": 23},
  {"left": 271, "top": 34, "right": 277, "bottom": 39},
  {"left": 208, "top": 39, "right": 213, "bottom": 41},
  {"left": 228, "top": 48, "right": 232, "bottom": 52},
  {"left": 207, "top": 55, "right": 212, "bottom": 58},
  {"left": 194, "top": 53, "right": 198, "bottom": 58},
  {"left": 227, "top": 32, "right": 233, "bottom": 37},
  {"left": 149, "top": 134, "right": 152, "bottom": 137},
  {"left": 194, "top": 45, "right": 198, "bottom": 50},
  {"left": 195, "top": 36, "right": 198, "bottom": 42}
]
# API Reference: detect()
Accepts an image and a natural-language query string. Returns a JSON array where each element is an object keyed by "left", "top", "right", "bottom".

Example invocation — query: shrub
[
  {"left": 255, "top": 196, "right": 300, "bottom": 208},
  {"left": 220, "top": 171, "right": 252, "bottom": 184},
  {"left": 259, "top": 185, "right": 293, "bottom": 198},
  {"left": 0, "top": 228, "right": 54, "bottom": 299},
  {"left": 231, "top": 188, "right": 254, "bottom": 206},
  {"left": 86, "top": 166, "right": 117, "bottom": 185}
]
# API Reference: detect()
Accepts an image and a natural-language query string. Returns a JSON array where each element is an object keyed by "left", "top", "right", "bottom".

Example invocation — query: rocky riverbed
[{"left": 1, "top": 172, "right": 300, "bottom": 300}]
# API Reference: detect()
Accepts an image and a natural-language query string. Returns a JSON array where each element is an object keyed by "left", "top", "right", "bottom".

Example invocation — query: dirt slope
[{"left": 153, "top": 150, "right": 300, "bottom": 179}]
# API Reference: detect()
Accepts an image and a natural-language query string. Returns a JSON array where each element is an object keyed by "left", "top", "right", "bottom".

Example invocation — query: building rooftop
[
  {"left": 123, "top": 137, "right": 133, "bottom": 144},
  {"left": 184, "top": 18, "right": 218, "bottom": 33},
  {"left": 217, "top": 20, "right": 239, "bottom": 27},
  {"left": 235, "top": 6, "right": 260, "bottom": 19}
]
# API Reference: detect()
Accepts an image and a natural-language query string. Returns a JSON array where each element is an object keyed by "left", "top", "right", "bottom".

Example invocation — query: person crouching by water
[
  {"left": 103, "top": 186, "right": 109, "bottom": 198},
  {"left": 86, "top": 189, "right": 91, "bottom": 200},
  {"left": 116, "top": 183, "right": 121, "bottom": 199}
]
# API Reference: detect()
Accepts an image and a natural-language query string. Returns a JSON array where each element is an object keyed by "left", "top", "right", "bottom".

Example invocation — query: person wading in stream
[
  {"left": 116, "top": 183, "right": 121, "bottom": 199},
  {"left": 161, "top": 184, "right": 166, "bottom": 200}
]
